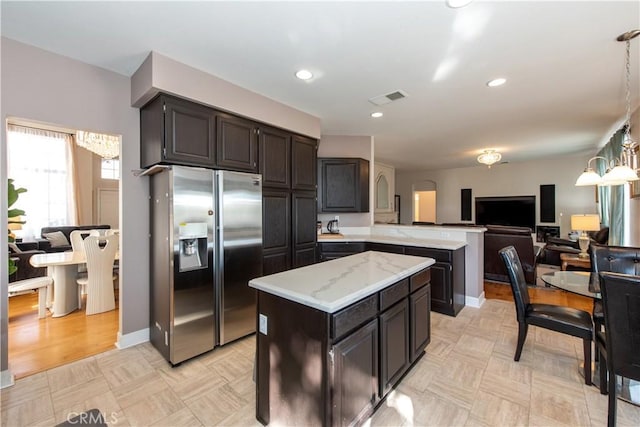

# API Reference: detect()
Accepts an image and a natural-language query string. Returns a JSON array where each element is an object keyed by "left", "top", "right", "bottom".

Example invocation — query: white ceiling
[{"left": 2, "top": 1, "right": 639, "bottom": 171}]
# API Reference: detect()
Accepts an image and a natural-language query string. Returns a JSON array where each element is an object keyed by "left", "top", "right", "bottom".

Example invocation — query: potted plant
[{"left": 8, "top": 179, "right": 26, "bottom": 276}]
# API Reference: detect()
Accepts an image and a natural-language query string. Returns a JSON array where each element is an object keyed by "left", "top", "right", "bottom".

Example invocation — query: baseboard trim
[
  {"left": 466, "top": 292, "right": 486, "bottom": 308},
  {"left": 1, "top": 369, "right": 15, "bottom": 389},
  {"left": 116, "top": 328, "right": 149, "bottom": 349}
]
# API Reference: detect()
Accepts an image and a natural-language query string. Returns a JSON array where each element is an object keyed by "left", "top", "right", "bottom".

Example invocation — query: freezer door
[
  {"left": 217, "top": 171, "right": 263, "bottom": 344},
  {"left": 171, "top": 166, "right": 216, "bottom": 363}
]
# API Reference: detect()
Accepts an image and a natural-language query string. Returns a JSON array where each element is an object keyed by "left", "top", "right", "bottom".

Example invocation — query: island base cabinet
[
  {"left": 256, "top": 291, "right": 329, "bottom": 426},
  {"left": 410, "top": 285, "right": 431, "bottom": 362},
  {"left": 379, "top": 299, "right": 410, "bottom": 396},
  {"left": 255, "top": 266, "right": 431, "bottom": 427},
  {"left": 330, "top": 319, "right": 379, "bottom": 427}
]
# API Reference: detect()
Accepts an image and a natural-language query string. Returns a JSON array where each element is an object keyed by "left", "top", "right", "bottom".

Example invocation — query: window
[
  {"left": 101, "top": 158, "right": 120, "bottom": 180},
  {"left": 7, "top": 124, "right": 77, "bottom": 238}
]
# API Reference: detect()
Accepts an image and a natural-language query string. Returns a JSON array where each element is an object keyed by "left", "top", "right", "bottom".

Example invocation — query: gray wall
[
  {"left": 1, "top": 37, "right": 144, "bottom": 377},
  {"left": 317, "top": 135, "right": 374, "bottom": 228}
]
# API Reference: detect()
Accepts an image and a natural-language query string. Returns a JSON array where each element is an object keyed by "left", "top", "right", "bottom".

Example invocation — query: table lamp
[{"left": 570, "top": 214, "right": 600, "bottom": 258}]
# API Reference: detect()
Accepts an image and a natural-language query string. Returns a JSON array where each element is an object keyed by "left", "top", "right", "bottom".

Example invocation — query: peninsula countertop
[
  {"left": 317, "top": 233, "right": 466, "bottom": 250},
  {"left": 249, "top": 251, "right": 435, "bottom": 313}
]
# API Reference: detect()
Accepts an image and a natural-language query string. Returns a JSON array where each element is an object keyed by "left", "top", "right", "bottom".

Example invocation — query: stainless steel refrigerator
[{"left": 149, "top": 166, "right": 262, "bottom": 365}]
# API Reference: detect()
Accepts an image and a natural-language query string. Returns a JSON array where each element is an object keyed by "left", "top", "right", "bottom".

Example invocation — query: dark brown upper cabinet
[
  {"left": 292, "top": 135, "right": 318, "bottom": 191},
  {"left": 215, "top": 112, "right": 258, "bottom": 173},
  {"left": 318, "top": 158, "right": 369, "bottom": 213},
  {"left": 140, "top": 94, "right": 216, "bottom": 169},
  {"left": 259, "top": 126, "right": 291, "bottom": 188}
]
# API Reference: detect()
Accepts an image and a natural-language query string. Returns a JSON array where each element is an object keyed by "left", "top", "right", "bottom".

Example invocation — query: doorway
[
  {"left": 6, "top": 123, "right": 121, "bottom": 379},
  {"left": 412, "top": 180, "right": 437, "bottom": 224}
]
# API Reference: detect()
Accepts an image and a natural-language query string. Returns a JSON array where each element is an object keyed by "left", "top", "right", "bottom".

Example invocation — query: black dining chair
[
  {"left": 590, "top": 244, "right": 640, "bottom": 333},
  {"left": 499, "top": 245, "right": 593, "bottom": 384},
  {"left": 595, "top": 271, "right": 640, "bottom": 427}
]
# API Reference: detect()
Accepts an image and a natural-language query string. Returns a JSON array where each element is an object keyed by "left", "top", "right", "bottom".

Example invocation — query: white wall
[
  {"left": 397, "top": 153, "right": 596, "bottom": 237},
  {"left": 317, "top": 135, "right": 374, "bottom": 228}
]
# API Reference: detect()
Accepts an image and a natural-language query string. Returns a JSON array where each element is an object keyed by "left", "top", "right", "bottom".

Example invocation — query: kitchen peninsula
[
  {"left": 250, "top": 251, "right": 435, "bottom": 426},
  {"left": 318, "top": 224, "right": 486, "bottom": 314}
]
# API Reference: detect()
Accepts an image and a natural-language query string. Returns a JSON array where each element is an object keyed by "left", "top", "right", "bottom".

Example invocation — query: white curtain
[{"left": 7, "top": 124, "right": 78, "bottom": 239}]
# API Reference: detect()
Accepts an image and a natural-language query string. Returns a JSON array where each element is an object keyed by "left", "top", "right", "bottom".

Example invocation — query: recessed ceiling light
[
  {"left": 446, "top": 0, "right": 474, "bottom": 8},
  {"left": 487, "top": 78, "right": 507, "bottom": 87},
  {"left": 295, "top": 69, "right": 313, "bottom": 80},
  {"left": 371, "top": 112, "right": 383, "bottom": 118}
]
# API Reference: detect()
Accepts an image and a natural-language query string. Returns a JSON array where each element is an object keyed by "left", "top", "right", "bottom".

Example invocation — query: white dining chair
[
  {"left": 70, "top": 229, "right": 101, "bottom": 277},
  {"left": 70, "top": 229, "right": 101, "bottom": 252},
  {"left": 76, "top": 235, "right": 118, "bottom": 315}
]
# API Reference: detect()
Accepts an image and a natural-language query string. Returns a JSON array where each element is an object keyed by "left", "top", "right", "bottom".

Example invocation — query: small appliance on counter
[{"left": 327, "top": 219, "right": 340, "bottom": 234}]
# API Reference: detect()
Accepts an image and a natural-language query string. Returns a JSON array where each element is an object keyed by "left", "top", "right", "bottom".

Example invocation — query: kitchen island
[{"left": 249, "top": 251, "right": 434, "bottom": 426}]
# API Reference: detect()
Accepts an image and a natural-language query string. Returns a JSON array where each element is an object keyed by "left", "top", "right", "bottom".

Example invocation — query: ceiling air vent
[{"left": 368, "top": 90, "right": 409, "bottom": 106}]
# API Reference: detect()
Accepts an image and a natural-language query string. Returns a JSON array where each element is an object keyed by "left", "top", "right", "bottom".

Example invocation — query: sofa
[
  {"left": 18, "top": 225, "right": 111, "bottom": 253},
  {"left": 537, "top": 227, "right": 609, "bottom": 267},
  {"left": 8, "top": 243, "right": 46, "bottom": 282},
  {"left": 484, "top": 225, "right": 539, "bottom": 286}
]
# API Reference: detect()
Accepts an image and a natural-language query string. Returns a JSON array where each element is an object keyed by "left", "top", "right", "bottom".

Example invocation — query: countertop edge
[
  {"left": 250, "top": 256, "right": 435, "bottom": 313},
  {"left": 317, "top": 234, "right": 467, "bottom": 250}
]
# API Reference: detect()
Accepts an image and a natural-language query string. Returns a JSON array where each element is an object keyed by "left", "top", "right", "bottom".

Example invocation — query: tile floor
[{"left": 2, "top": 299, "right": 640, "bottom": 426}]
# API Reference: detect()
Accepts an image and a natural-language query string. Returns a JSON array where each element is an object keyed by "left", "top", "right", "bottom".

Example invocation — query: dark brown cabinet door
[
  {"left": 292, "top": 192, "right": 317, "bottom": 268},
  {"left": 318, "top": 158, "right": 369, "bottom": 213},
  {"left": 292, "top": 135, "right": 317, "bottom": 191},
  {"left": 262, "top": 190, "right": 291, "bottom": 274},
  {"left": 410, "top": 285, "right": 431, "bottom": 362},
  {"left": 163, "top": 96, "right": 216, "bottom": 167},
  {"left": 428, "top": 262, "right": 452, "bottom": 313},
  {"left": 379, "top": 299, "right": 410, "bottom": 395},
  {"left": 216, "top": 113, "right": 258, "bottom": 172},
  {"left": 331, "top": 319, "right": 379, "bottom": 427},
  {"left": 404, "top": 246, "right": 464, "bottom": 316},
  {"left": 259, "top": 127, "right": 291, "bottom": 188}
]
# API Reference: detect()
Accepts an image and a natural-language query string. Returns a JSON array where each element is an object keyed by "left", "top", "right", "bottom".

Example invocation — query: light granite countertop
[
  {"left": 317, "top": 233, "right": 466, "bottom": 250},
  {"left": 249, "top": 251, "right": 435, "bottom": 313}
]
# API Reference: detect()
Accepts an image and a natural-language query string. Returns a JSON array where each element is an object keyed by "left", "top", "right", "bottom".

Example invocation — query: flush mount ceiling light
[
  {"left": 486, "top": 78, "right": 506, "bottom": 87},
  {"left": 446, "top": 0, "right": 474, "bottom": 8},
  {"left": 371, "top": 112, "right": 383, "bottom": 118},
  {"left": 295, "top": 69, "right": 313, "bottom": 80},
  {"left": 575, "top": 30, "right": 640, "bottom": 187},
  {"left": 477, "top": 149, "right": 502, "bottom": 168}
]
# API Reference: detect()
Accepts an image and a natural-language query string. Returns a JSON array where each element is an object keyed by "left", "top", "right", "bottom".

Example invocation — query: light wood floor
[
  {"left": 7, "top": 280, "right": 593, "bottom": 381},
  {"left": 7, "top": 291, "right": 119, "bottom": 380}
]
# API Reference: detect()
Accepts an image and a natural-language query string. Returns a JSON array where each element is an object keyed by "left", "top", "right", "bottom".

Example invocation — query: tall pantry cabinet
[{"left": 260, "top": 131, "right": 318, "bottom": 275}]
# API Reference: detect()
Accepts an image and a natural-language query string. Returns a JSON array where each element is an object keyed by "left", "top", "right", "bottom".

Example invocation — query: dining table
[
  {"left": 30, "top": 250, "right": 119, "bottom": 317},
  {"left": 541, "top": 270, "right": 639, "bottom": 406}
]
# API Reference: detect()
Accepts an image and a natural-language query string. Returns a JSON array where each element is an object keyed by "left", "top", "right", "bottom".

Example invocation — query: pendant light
[{"left": 576, "top": 30, "right": 640, "bottom": 186}]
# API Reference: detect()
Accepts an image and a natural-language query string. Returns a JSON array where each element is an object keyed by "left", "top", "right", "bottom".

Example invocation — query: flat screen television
[{"left": 475, "top": 196, "right": 536, "bottom": 230}]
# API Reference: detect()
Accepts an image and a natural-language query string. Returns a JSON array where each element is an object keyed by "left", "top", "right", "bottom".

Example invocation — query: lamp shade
[
  {"left": 601, "top": 164, "right": 639, "bottom": 185},
  {"left": 570, "top": 214, "right": 600, "bottom": 232},
  {"left": 575, "top": 169, "right": 603, "bottom": 186}
]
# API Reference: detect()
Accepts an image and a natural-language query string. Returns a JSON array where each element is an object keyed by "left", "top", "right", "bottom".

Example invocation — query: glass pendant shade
[
  {"left": 601, "top": 164, "right": 640, "bottom": 185},
  {"left": 575, "top": 169, "right": 603, "bottom": 186}
]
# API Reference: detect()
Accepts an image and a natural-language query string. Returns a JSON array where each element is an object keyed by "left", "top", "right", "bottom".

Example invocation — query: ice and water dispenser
[{"left": 178, "top": 222, "right": 208, "bottom": 272}]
